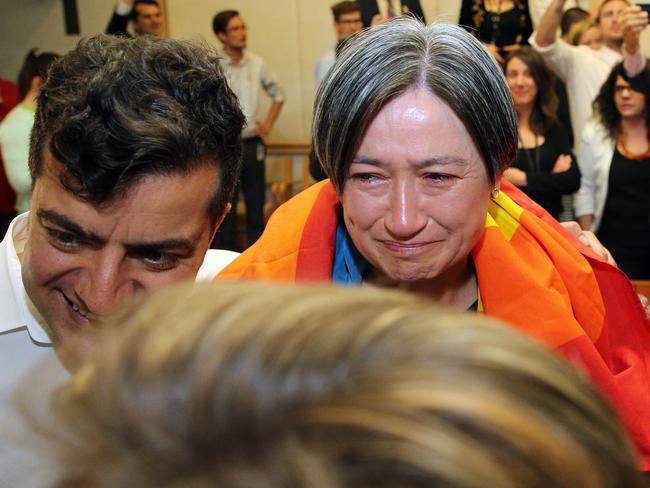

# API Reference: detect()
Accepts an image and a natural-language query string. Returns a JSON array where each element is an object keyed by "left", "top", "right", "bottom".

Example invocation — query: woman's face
[
  {"left": 340, "top": 88, "right": 492, "bottom": 284},
  {"left": 505, "top": 56, "right": 538, "bottom": 109},
  {"left": 614, "top": 75, "right": 647, "bottom": 120},
  {"left": 580, "top": 25, "right": 603, "bottom": 50}
]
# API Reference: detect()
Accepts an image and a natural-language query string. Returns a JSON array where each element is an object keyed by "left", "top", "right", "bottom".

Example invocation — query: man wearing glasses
[
  {"left": 315, "top": 1, "right": 364, "bottom": 85},
  {"left": 212, "top": 10, "right": 286, "bottom": 252}
]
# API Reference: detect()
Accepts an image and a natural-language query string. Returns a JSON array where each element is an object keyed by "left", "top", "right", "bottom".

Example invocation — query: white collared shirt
[
  {"left": 528, "top": 36, "right": 622, "bottom": 151},
  {"left": 0, "top": 212, "right": 239, "bottom": 486},
  {"left": 219, "top": 51, "right": 285, "bottom": 139},
  {"left": 0, "top": 212, "right": 238, "bottom": 407},
  {"left": 0, "top": 213, "right": 56, "bottom": 399},
  {"left": 314, "top": 48, "right": 336, "bottom": 86}
]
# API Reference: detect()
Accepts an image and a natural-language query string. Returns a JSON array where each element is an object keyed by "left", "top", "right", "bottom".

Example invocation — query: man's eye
[
  {"left": 47, "top": 229, "right": 80, "bottom": 248},
  {"left": 138, "top": 252, "right": 180, "bottom": 271}
]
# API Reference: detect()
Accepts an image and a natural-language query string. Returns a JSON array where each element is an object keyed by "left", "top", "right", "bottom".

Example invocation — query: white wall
[
  {"left": 0, "top": 0, "right": 117, "bottom": 79},
  {"left": 166, "top": 0, "right": 457, "bottom": 140},
  {"left": 1, "top": 0, "right": 649, "bottom": 140}
]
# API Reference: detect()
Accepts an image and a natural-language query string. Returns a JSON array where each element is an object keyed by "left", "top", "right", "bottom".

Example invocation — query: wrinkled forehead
[
  {"left": 36, "top": 147, "right": 219, "bottom": 214},
  {"left": 598, "top": 0, "right": 627, "bottom": 18}
]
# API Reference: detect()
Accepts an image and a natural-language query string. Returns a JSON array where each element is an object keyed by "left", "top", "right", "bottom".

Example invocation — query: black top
[
  {"left": 358, "top": 0, "right": 426, "bottom": 27},
  {"left": 512, "top": 123, "right": 580, "bottom": 219},
  {"left": 459, "top": 0, "right": 533, "bottom": 56},
  {"left": 597, "top": 149, "right": 650, "bottom": 258},
  {"left": 106, "top": 10, "right": 131, "bottom": 37}
]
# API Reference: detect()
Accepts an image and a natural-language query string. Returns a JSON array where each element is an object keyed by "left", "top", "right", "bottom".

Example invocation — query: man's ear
[
  {"left": 216, "top": 32, "right": 227, "bottom": 44},
  {"left": 209, "top": 202, "right": 231, "bottom": 243}
]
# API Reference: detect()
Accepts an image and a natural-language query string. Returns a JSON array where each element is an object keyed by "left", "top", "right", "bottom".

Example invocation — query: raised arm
[
  {"left": 106, "top": 1, "right": 133, "bottom": 36},
  {"left": 621, "top": 4, "right": 648, "bottom": 77},
  {"left": 535, "top": 0, "right": 566, "bottom": 47}
]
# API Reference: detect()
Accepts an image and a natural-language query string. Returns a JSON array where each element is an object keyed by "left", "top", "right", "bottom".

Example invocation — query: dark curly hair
[
  {"left": 29, "top": 34, "right": 244, "bottom": 223},
  {"left": 505, "top": 47, "right": 559, "bottom": 136},
  {"left": 593, "top": 62, "right": 650, "bottom": 141}
]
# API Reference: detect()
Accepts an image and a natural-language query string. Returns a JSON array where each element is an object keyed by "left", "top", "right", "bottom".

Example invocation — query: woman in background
[
  {"left": 503, "top": 47, "right": 580, "bottom": 219},
  {"left": 566, "top": 18, "right": 603, "bottom": 49},
  {"left": 0, "top": 49, "right": 58, "bottom": 214},
  {"left": 45, "top": 282, "right": 642, "bottom": 488},
  {"left": 575, "top": 63, "right": 650, "bottom": 279},
  {"left": 459, "top": 0, "right": 533, "bottom": 64}
]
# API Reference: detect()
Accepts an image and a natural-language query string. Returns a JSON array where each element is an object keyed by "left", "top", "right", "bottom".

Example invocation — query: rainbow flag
[{"left": 219, "top": 179, "right": 650, "bottom": 468}]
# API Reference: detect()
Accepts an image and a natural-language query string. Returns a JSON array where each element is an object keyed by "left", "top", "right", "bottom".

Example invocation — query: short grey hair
[{"left": 313, "top": 18, "right": 517, "bottom": 193}]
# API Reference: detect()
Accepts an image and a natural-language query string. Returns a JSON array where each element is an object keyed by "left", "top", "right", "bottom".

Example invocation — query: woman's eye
[
  {"left": 424, "top": 173, "right": 455, "bottom": 183},
  {"left": 349, "top": 173, "right": 382, "bottom": 183}
]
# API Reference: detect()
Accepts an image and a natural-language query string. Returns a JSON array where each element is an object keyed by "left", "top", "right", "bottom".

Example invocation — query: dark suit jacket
[
  {"left": 358, "top": 0, "right": 425, "bottom": 27},
  {"left": 106, "top": 10, "right": 132, "bottom": 36}
]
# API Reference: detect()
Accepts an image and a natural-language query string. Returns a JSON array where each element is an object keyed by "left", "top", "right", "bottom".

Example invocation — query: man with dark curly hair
[{"left": 0, "top": 34, "right": 244, "bottom": 404}]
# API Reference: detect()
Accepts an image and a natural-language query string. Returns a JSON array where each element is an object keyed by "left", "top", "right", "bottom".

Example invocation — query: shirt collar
[
  {"left": 221, "top": 49, "right": 249, "bottom": 66},
  {"left": 0, "top": 213, "right": 52, "bottom": 344}
]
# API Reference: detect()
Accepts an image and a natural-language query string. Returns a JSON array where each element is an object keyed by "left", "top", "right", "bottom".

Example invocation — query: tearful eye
[
  {"left": 349, "top": 173, "right": 383, "bottom": 184},
  {"left": 424, "top": 173, "right": 455, "bottom": 183}
]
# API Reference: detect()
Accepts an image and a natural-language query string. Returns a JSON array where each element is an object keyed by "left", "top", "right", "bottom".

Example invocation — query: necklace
[
  {"left": 489, "top": 0, "right": 503, "bottom": 46},
  {"left": 618, "top": 131, "right": 650, "bottom": 160},
  {"left": 519, "top": 130, "right": 540, "bottom": 172}
]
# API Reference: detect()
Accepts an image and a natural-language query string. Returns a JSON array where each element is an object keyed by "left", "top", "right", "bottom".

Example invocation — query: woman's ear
[{"left": 30, "top": 75, "right": 44, "bottom": 92}]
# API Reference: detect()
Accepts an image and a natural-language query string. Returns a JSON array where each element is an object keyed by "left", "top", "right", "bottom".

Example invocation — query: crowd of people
[{"left": 1, "top": 0, "right": 650, "bottom": 486}]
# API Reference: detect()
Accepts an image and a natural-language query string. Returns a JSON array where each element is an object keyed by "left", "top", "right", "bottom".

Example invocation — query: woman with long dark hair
[
  {"left": 575, "top": 63, "right": 650, "bottom": 279},
  {"left": 0, "top": 49, "right": 58, "bottom": 214},
  {"left": 502, "top": 47, "right": 580, "bottom": 219}
]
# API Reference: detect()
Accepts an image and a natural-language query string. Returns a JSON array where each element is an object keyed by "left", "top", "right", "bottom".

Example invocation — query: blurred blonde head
[
  {"left": 49, "top": 282, "right": 641, "bottom": 488},
  {"left": 566, "top": 19, "right": 603, "bottom": 49}
]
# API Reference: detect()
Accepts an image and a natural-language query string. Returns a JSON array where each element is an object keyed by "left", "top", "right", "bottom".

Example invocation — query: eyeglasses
[
  {"left": 614, "top": 85, "right": 640, "bottom": 95},
  {"left": 226, "top": 24, "right": 247, "bottom": 33},
  {"left": 337, "top": 19, "right": 363, "bottom": 25}
]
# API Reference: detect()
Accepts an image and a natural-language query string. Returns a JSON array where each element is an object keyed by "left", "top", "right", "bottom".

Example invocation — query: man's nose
[{"left": 76, "top": 253, "right": 136, "bottom": 316}]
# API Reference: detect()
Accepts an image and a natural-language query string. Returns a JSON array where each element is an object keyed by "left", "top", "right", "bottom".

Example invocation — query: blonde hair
[
  {"left": 48, "top": 282, "right": 641, "bottom": 488},
  {"left": 566, "top": 19, "right": 601, "bottom": 46}
]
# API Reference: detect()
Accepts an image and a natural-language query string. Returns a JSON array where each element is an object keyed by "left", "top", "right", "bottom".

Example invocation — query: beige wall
[
  {"left": 1, "top": 0, "right": 649, "bottom": 141},
  {"left": 0, "top": 0, "right": 117, "bottom": 79},
  {"left": 166, "top": 0, "right": 451, "bottom": 140}
]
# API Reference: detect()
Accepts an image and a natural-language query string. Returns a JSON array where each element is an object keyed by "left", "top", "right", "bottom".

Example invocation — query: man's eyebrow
[
  {"left": 37, "top": 209, "right": 107, "bottom": 245},
  {"left": 126, "top": 239, "right": 197, "bottom": 254},
  {"left": 351, "top": 155, "right": 469, "bottom": 168}
]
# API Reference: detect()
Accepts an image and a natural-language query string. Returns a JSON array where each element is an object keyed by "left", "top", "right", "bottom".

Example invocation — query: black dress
[
  {"left": 512, "top": 123, "right": 580, "bottom": 219},
  {"left": 459, "top": 0, "right": 533, "bottom": 59},
  {"left": 597, "top": 149, "right": 650, "bottom": 279}
]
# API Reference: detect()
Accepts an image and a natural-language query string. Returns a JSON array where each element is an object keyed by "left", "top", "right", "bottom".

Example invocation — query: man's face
[
  {"left": 335, "top": 11, "right": 363, "bottom": 40},
  {"left": 598, "top": 0, "right": 627, "bottom": 43},
  {"left": 219, "top": 15, "right": 247, "bottom": 51},
  {"left": 133, "top": 3, "right": 164, "bottom": 36},
  {"left": 21, "top": 152, "right": 221, "bottom": 345}
]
